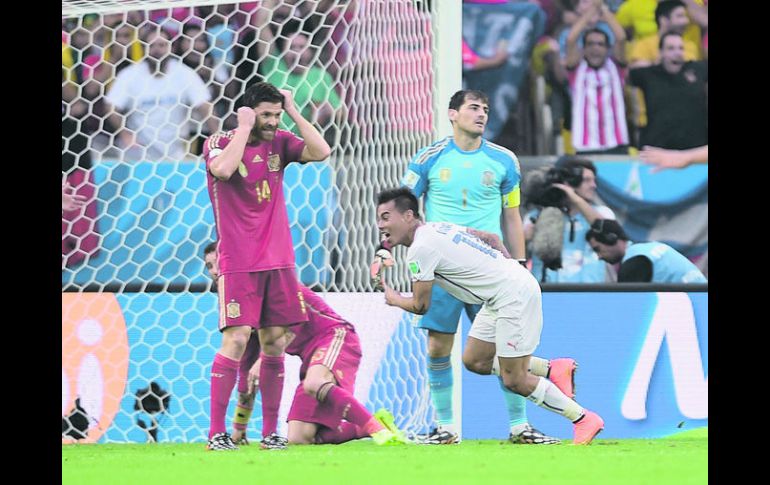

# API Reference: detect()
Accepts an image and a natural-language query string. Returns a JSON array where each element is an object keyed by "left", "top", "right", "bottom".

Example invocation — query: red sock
[
  {"left": 315, "top": 421, "right": 367, "bottom": 444},
  {"left": 208, "top": 353, "right": 239, "bottom": 439},
  {"left": 259, "top": 353, "right": 285, "bottom": 436},
  {"left": 320, "top": 386, "right": 376, "bottom": 430}
]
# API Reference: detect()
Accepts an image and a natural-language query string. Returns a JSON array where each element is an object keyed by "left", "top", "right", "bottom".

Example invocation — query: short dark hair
[
  {"left": 659, "top": 31, "right": 683, "bottom": 50},
  {"left": 586, "top": 219, "right": 629, "bottom": 245},
  {"left": 655, "top": 0, "right": 686, "bottom": 27},
  {"left": 448, "top": 89, "right": 489, "bottom": 111},
  {"left": 203, "top": 241, "right": 217, "bottom": 257},
  {"left": 555, "top": 155, "right": 597, "bottom": 177},
  {"left": 242, "top": 82, "right": 285, "bottom": 109},
  {"left": 376, "top": 187, "right": 421, "bottom": 219},
  {"left": 582, "top": 28, "right": 610, "bottom": 47}
]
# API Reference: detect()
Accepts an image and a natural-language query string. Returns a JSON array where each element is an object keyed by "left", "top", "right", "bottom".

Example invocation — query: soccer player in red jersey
[
  {"left": 205, "top": 243, "right": 405, "bottom": 447},
  {"left": 203, "top": 242, "right": 260, "bottom": 446},
  {"left": 254, "top": 286, "right": 406, "bottom": 446},
  {"left": 203, "top": 82, "right": 331, "bottom": 451}
]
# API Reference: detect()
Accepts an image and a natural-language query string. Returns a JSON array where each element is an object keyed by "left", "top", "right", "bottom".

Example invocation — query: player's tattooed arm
[{"left": 466, "top": 228, "right": 511, "bottom": 258}]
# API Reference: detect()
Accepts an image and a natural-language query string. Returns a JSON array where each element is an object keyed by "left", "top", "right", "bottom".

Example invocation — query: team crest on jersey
[
  {"left": 403, "top": 170, "right": 420, "bottom": 189},
  {"left": 439, "top": 168, "right": 451, "bottom": 183},
  {"left": 482, "top": 171, "right": 495, "bottom": 187},
  {"left": 226, "top": 301, "right": 241, "bottom": 318},
  {"left": 268, "top": 154, "right": 282, "bottom": 172}
]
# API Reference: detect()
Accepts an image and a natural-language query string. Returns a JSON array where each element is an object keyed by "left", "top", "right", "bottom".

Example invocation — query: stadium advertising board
[{"left": 62, "top": 291, "right": 706, "bottom": 441}]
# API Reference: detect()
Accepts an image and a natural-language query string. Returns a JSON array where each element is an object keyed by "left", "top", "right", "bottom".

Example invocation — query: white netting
[
  {"left": 62, "top": 0, "right": 447, "bottom": 443},
  {"left": 62, "top": 0, "right": 435, "bottom": 292}
]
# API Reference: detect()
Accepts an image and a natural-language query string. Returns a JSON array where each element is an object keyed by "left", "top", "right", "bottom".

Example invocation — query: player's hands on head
[
  {"left": 237, "top": 106, "right": 257, "bottom": 129},
  {"left": 278, "top": 89, "right": 299, "bottom": 115}
]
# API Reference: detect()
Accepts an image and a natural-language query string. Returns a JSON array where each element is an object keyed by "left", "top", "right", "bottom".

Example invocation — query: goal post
[{"left": 62, "top": 0, "right": 462, "bottom": 442}]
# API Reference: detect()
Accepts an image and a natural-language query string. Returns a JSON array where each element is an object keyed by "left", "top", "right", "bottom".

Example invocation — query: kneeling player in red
[{"left": 248, "top": 286, "right": 407, "bottom": 446}]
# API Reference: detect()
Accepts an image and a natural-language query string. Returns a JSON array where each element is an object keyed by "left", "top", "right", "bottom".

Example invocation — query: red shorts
[
  {"left": 217, "top": 268, "right": 308, "bottom": 331},
  {"left": 287, "top": 326, "right": 362, "bottom": 429}
]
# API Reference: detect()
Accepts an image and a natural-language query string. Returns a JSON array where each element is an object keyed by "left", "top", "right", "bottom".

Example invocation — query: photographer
[
  {"left": 586, "top": 219, "right": 706, "bottom": 283},
  {"left": 523, "top": 156, "right": 616, "bottom": 282}
]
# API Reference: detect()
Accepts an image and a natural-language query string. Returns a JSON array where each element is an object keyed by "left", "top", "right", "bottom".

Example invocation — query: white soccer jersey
[{"left": 406, "top": 222, "right": 530, "bottom": 310}]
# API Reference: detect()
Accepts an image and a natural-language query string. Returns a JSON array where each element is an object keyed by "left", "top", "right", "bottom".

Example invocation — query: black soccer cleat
[
  {"left": 509, "top": 424, "right": 561, "bottom": 445},
  {"left": 260, "top": 432, "right": 289, "bottom": 450},
  {"left": 206, "top": 432, "right": 239, "bottom": 451},
  {"left": 417, "top": 427, "right": 460, "bottom": 445}
]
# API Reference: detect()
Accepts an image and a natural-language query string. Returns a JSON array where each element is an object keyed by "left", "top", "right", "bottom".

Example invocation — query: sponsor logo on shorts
[
  {"left": 298, "top": 291, "right": 307, "bottom": 314},
  {"left": 226, "top": 300, "right": 241, "bottom": 318},
  {"left": 336, "top": 369, "right": 344, "bottom": 380}
]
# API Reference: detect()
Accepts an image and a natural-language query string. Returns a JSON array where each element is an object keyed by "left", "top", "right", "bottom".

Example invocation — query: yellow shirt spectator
[
  {"left": 629, "top": 35, "right": 700, "bottom": 64},
  {"left": 616, "top": 0, "right": 658, "bottom": 40},
  {"left": 617, "top": 0, "right": 704, "bottom": 57}
]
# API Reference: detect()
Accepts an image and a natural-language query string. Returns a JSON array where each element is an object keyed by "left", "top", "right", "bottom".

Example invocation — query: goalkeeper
[{"left": 376, "top": 89, "right": 575, "bottom": 445}]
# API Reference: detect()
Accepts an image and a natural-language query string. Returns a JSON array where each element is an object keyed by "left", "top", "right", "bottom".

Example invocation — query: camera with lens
[{"left": 528, "top": 167, "right": 580, "bottom": 209}]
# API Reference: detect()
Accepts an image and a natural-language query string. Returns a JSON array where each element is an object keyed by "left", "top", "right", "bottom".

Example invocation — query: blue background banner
[
  {"left": 65, "top": 291, "right": 706, "bottom": 442},
  {"left": 461, "top": 292, "right": 707, "bottom": 439}
]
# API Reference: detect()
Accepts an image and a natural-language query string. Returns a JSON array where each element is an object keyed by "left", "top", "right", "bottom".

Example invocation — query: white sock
[
  {"left": 491, "top": 357, "right": 501, "bottom": 376},
  {"left": 528, "top": 377, "right": 583, "bottom": 422},
  {"left": 510, "top": 423, "right": 529, "bottom": 435},
  {"left": 525, "top": 376, "right": 547, "bottom": 405},
  {"left": 439, "top": 423, "right": 458, "bottom": 434},
  {"left": 528, "top": 356, "right": 549, "bottom": 377},
  {"left": 494, "top": 355, "right": 548, "bottom": 377}
]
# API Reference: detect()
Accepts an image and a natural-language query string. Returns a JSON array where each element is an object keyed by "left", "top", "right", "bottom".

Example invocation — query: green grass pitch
[{"left": 62, "top": 428, "right": 707, "bottom": 485}]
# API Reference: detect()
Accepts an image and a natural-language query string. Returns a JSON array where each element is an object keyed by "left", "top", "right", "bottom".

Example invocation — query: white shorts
[{"left": 467, "top": 275, "right": 542, "bottom": 358}]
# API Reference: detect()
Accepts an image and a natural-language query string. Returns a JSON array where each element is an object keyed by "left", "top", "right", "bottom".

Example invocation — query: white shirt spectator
[{"left": 107, "top": 59, "right": 210, "bottom": 161}]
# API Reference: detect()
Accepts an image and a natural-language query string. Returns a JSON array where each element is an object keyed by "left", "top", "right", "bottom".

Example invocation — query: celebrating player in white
[{"left": 375, "top": 187, "right": 604, "bottom": 444}]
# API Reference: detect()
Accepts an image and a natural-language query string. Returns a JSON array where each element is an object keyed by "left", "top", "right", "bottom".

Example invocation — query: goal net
[{"left": 62, "top": 0, "right": 460, "bottom": 443}]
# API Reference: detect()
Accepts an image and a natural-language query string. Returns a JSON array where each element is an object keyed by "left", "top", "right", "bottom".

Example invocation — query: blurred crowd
[
  {"left": 62, "top": 0, "right": 707, "bottom": 163},
  {"left": 61, "top": 0, "right": 707, "bottom": 280}
]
